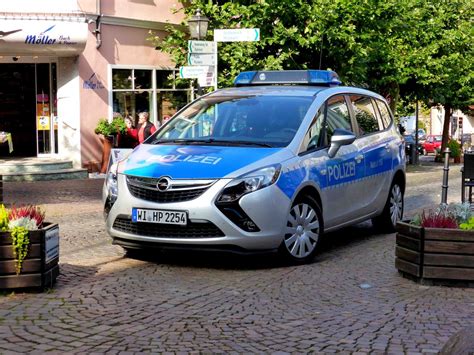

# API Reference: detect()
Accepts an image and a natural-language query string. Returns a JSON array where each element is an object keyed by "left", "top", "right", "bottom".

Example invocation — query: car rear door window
[
  {"left": 375, "top": 99, "right": 392, "bottom": 129},
  {"left": 349, "top": 95, "right": 382, "bottom": 135}
]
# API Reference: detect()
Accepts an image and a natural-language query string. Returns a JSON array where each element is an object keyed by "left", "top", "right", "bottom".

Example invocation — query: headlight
[
  {"left": 106, "top": 162, "right": 119, "bottom": 203},
  {"left": 217, "top": 164, "right": 281, "bottom": 203}
]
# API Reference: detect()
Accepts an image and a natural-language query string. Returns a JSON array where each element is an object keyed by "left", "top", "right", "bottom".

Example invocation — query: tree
[
  {"left": 398, "top": 0, "right": 473, "bottom": 153},
  {"left": 151, "top": 0, "right": 473, "bottom": 121}
]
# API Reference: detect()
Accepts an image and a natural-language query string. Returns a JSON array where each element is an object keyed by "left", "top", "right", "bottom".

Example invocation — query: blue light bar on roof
[{"left": 234, "top": 70, "right": 341, "bottom": 87}]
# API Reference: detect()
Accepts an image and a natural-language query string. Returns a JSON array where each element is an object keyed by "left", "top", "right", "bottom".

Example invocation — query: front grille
[
  {"left": 113, "top": 216, "right": 225, "bottom": 239},
  {"left": 126, "top": 176, "right": 215, "bottom": 203}
]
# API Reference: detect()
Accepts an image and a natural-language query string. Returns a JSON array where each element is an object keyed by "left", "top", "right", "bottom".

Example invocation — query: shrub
[
  {"left": 447, "top": 139, "right": 461, "bottom": 158},
  {"left": 420, "top": 210, "right": 458, "bottom": 229},
  {"left": 94, "top": 116, "right": 127, "bottom": 136},
  {"left": 2, "top": 205, "right": 46, "bottom": 274}
]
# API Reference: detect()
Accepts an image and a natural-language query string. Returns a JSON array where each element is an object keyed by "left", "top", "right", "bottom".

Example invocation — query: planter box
[
  {"left": 0, "top": 223, "right": 59, "bottom": 290},
  {"left": 395, "top": 221, "right": 474, "bottom": 286}
]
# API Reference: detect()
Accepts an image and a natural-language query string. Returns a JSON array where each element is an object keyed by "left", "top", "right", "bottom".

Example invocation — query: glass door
[{"left": 36, "top": 63, "right": 58, "bottom": 155}]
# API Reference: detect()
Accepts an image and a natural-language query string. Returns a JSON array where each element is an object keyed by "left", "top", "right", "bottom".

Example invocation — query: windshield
[{"left": 149, "top": 95, "right": 313, "bottom": 148}]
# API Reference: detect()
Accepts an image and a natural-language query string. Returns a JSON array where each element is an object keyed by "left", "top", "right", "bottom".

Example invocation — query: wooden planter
[
  {"left": 0, "top": 223, "right": 59, "bottom": 290},
  {"left": 395, "top": 221, "right": 474, "bottom": 286}
]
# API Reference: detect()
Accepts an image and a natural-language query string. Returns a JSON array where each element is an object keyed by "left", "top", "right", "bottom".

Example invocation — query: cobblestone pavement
[{"left": 0, "top": 163, "right": 473, "bottom": 354}]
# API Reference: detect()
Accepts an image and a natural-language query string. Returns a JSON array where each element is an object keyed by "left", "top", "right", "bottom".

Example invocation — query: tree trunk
[{"left": 440, "top": 104, "right": 452, "bottom": 155}]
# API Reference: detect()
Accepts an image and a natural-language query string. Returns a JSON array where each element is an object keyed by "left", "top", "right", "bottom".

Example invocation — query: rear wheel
[
  {"left": 372, "top": 181, "right": 404, "bottom": 233},
  {"left": 279, "top": 196, "right": 323, "bottom": 264}
]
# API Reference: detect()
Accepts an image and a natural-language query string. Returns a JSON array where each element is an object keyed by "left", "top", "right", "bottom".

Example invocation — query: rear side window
[
  {"left": 349, "top": 95, "right": 381, "bottom": 135},
  {"left": 326, "top": 95, "right": 352, "bottom": 142},
  {"left": 375, "top": 99, "right": 392, "bottom": 129}
]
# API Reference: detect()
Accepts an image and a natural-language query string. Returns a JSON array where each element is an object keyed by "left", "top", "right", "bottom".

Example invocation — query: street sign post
[
  {"left": 187, "top": 53, "right": 217, "bottom": 66},
  {"left": 214, "top": 28, "right": 260, "bottom": 42},
  {"left": 179, "top": 66, "right": 212, "bottom": 79},
  {"left": 188, "top": 40, "right": 215, "bottom": 54}
]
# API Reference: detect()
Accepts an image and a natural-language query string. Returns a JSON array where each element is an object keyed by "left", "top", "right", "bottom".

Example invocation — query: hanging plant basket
[
  {"left": 0, "top": 223, "right": 59, "bottom": 290},
  {"left": 395, "top": 220, "right": 474, "bottom": 286}
]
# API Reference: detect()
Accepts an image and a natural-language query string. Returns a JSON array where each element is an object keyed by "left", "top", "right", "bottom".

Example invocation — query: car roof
[
  {"left": 207, "top": 85, "right": 385, "bottom": 101},
  {"left": 208, "top": 85, "right": 326, "bottom": 97}
]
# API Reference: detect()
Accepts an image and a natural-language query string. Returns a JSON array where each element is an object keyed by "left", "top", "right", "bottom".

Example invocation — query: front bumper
[{"left": 104, "top": 174, "right": 291, "bottom": 251}]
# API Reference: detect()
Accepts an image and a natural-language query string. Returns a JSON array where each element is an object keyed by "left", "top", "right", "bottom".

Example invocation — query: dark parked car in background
[{"left": 404, "top": 134, "right": 422, "bottom": 163}]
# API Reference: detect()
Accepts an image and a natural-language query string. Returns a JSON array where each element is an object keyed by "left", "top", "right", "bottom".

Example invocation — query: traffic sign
[
  {"left": 179, "top": 66, "right": 213, "bottom": 79},
  {"left": 214, "top": 28, "right": 260, "bottom": 42},
  {"left": 188, "top": 40, "right": 215, "bottom": 54},
  {"left": 188, "top": 53, "right": 217, "bottom": 66},
  {"left": 198, "top": 71, "right": 216, "bottom": 87}
]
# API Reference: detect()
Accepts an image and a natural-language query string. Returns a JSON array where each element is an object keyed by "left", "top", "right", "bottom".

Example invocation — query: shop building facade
[{"left": 0, "top": 0, "right": 187, "bottom": 168}]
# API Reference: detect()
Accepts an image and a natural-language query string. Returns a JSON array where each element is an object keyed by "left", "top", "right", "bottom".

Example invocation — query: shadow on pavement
[{"left": 123, "top": 221, "right": 384, "bottom": 270}]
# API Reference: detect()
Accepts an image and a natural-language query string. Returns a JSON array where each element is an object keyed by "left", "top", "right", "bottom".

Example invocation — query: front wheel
[
  {"left": 279, "top": 196, "right": 323, "bottom": 264},
  {"left": 372, "top": 181, "right": 404, "bottom": 233}
]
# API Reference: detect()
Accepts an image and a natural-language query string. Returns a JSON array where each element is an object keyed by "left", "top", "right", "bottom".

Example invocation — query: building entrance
[{"left": 0, "top": 63, "right": 57, "bottom": 157}]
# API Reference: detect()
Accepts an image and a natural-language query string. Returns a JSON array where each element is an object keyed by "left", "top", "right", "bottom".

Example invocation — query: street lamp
[
  {"left": 187, "top": 9, "right": 209, "bottom": 96},
  {"left": 188, "top": 9, "right": 209, "bottom": 40}
]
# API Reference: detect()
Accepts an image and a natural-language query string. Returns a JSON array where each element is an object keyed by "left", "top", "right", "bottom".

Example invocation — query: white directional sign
[
  {"left": 198, "top": 71, "right": 216, "bottom": 88},
  {"left": 188, "top": 53, "right": 217, "bottom": 66},
  {"left": 179, "top": 66, "right": 212, "bottom": 79},
  {"left": 214, "top": 28, "right": 260, "bottom": 42},
  {"left": 188, "top": 40, "right": 215, "bottom": 54}
]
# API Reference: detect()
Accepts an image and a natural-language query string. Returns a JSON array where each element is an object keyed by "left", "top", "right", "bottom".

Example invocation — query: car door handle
[{"left": 355, "top": 154, "right": 364, "bottom": 163}]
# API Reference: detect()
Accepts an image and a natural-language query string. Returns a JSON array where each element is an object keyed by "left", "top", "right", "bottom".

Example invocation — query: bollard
[{"left": 441, "top": 147, "right": 451, "bottom": 204}]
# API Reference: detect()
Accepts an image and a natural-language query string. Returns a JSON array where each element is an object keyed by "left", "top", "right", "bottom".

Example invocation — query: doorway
[{"left": 0, "top": 63, "right": 57, "bottom": 157}]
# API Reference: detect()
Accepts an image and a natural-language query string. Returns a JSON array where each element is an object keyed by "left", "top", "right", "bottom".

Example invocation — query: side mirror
[{"left": 328, "top": 129, "right": 356, "bottom": 158}]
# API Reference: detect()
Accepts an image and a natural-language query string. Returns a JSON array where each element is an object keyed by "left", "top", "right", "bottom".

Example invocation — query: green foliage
[
  {"left": 447, "top": 139, "right": 461, "bottom": 158},
  {"left": 10, "top": 226, "right": 29, "bottom": 275},
  {"left": 94, "top": 117, "right": 127, "bottom": 136},
  {"left": 151, "top": 0, "right": 473, "bottom": 116},
  {"left": 0, "top": 205, "right": 9, "bottom": 231},
  {"left": 412, "top": 202, "right": 472, "bottom": 229},
  {"left": 460, "top": 217, "right": 474, "bottom": 230}
]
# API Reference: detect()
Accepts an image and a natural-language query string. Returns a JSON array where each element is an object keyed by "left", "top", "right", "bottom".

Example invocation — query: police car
[{"left": 103, "top": 70, "right": 405, "bottom": 263}]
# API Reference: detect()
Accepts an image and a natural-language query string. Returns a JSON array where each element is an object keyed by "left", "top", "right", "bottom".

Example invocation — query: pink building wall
[{"left": 77, "top": 1, "right": 185, "bottom": 167}]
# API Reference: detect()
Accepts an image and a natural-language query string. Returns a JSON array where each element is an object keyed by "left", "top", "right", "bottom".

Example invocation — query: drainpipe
[{"left": 94, "top": 0, "right": 102, "bottom": 49}]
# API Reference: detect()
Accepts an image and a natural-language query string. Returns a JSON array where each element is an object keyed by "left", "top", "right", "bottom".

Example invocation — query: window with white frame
[{"left": 111, "top": 68, "right": 191, "bottom": 128}]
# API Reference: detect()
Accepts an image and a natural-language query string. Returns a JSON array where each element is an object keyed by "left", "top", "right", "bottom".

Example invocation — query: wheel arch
[
  {"left": 293, "top": 184, "right": 323, "bottom": 215},
  {"left": 392, "top": 169, "right": 406, "bottom": 194}
]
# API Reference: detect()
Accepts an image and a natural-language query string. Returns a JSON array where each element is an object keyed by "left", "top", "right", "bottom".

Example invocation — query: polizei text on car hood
[{"left": 119, "top": 144, "right": 283, "bottom": 179}]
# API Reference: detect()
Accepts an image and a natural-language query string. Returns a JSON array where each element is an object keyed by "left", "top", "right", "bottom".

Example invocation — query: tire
[
  {"left": 279, "top": 195, "right": 323, "bottom": 264},
  {"left": 372, "top": 181, "right": 404, "bottom": 233},
  {"left": 422, "top": 148, "right": 427, "bottom": 156}
]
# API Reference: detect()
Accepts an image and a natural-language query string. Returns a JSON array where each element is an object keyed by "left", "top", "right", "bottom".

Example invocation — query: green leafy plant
[
  {"left": 460, "top": 217, "right": 474, "bottom": 230},
  {"left": 410, "top": 202, "right": 472, "bottom": 230},
  {"left": 10, "top": 227, "right": 29, "bottom": 275},
  {"left": 0, "top": 205, "right": 9, "bottom": 231},
  {"left": 447, "top": 139, "right": 461, "bottom": 158},
  {"left": 2, "top": 205, "right": 46, "bottom": 275},
  {"left": 94, "top": 116, "right": 127, "bottom": 136}
]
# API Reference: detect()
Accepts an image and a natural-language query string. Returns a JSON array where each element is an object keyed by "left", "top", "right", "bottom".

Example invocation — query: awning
[{"left": 0, "top": 17, "right": 88, "bottom": 56}]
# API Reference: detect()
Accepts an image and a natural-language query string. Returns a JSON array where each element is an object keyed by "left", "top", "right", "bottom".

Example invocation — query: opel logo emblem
[{"left": 156, "top": 177, "right": 170, "bottom": 192}]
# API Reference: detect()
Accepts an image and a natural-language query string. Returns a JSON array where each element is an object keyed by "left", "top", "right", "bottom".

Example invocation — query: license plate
[{"left": 132, "top": 208, "right": 187, "bottom": 225}]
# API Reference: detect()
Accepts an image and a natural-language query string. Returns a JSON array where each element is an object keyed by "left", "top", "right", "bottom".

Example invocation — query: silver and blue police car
[{"left": 103, "top": 70, "right": 405, "bottom": 263}]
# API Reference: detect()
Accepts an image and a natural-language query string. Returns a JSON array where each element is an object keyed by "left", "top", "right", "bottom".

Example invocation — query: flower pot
[
  {"left": 395, "top": 220, "right": 474, "bottom": 286},
  {"left": 0, "top": 223, "right": 59, "bottom": 290},
  {"left": 100, "top": 135, "right": 114, "bottom": 173}
]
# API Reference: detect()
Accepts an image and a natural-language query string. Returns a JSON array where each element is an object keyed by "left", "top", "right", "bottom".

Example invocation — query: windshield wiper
[{"left": 151, "top": 138, "right": 273, "bottom": 147}]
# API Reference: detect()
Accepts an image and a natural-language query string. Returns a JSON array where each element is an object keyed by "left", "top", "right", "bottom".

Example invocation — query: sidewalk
[{"left": 0, "top": 169, "right": 472, "bottom": 353}]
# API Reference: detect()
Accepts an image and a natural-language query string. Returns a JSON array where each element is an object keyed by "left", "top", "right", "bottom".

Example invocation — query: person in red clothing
[
  {"left": 121, "top": 116, "right": 139, "bottom": 148},
  {"left": 136, "top": 112, "right": 156, "bottom": 143}
]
